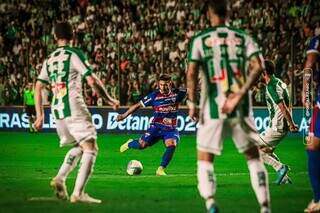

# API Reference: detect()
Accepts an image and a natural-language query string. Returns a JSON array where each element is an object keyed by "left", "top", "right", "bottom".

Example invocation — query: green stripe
[
  {"left": 62, "top": 52, "right": 72, "bottom": 118},
  {"left": 37, "top": 78, "right": 49, "bottom": 84},
  {"left": 247, "top": 51, "right": 262, "bottom": 60}
]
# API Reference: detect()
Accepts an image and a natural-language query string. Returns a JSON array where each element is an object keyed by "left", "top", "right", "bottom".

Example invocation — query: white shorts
[
  {"left": 197, "top": 117, "right": 260, "bottom": 155},
  {"left": 55, "top": 114, "right": 97, "bottom": 147},
  {"left": 257, "top": 127, "right": 287, "bottom": 148}
]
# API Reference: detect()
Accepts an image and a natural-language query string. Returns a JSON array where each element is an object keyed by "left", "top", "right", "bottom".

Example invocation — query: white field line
[{"left": 1, "top": 171, "right": 307, "bottom": 181}]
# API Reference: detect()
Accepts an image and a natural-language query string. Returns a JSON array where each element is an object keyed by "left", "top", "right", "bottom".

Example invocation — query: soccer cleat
[
  {"left": 304, "top": 200, "right": 320, "bottom": 212},
  {"left": 50, "top": 177, "right": 69, "bottom": 200},
  {"left": 260, "top": 206, "right": 271, "bottom": 213},
  {"left": 120, "top": 139, "right": 133, "bottom": 153},
  {"left": 208, "top": 205, "right": 219, "bottom": 213},
  {"left": 156, "top": 166, "right": 167, "bottom": 176},
  {"left": 70, "top": 193, "right": 102, "bottom": 204},
  {"left": 275, "top": 165, "right": 289, "bottom": 185},
  {"left": 280, "top": 175, "right": 292, "bottom": 185}
]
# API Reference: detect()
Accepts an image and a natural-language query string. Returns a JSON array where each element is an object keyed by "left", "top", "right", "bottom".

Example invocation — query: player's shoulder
[{"left": 64, "top": 46, "right": 87, "bottom": 58}]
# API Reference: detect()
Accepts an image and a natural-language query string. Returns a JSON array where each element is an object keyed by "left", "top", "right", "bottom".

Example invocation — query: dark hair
[
  {"left": 206, "top": 0, "right": 228, "bottom": 18},
  {"left": 159, "top": 74, "right": 171, "bottom": 81},
  {"left": 264, "top": 60, "right": 275, "bottom": 76},
  {"left": 54, "top": 22, "right": 73, "bottom": 40}
]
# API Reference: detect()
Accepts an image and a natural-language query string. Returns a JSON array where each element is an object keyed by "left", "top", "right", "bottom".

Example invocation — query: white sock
[
  {"left": 56, "top": 146, "right": 83, "bottom": 181},
  {"left": 197, "top": 160, "right": 216, "bottom": 209},
  {"left": 247, "top": 158, "right": 270, "bottom": 208},
  {"left": 260, "top": 151, "right": 283, "bottom": 171},
  {"left": 72, "top": 150, "right": 97, "bottom": 196}
]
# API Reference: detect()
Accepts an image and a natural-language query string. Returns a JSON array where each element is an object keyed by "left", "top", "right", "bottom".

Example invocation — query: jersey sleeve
[
  {"left": 306, "top": 36, "right": 320, "bottom": 55},
  {"left": 267, "top": 83, "right": 283, "bottom": 104},
  {"left": 245, "top": 36, "right": 262, "bottom": 59},
  {"left": 187, "top": 36, "right": 201, "bottom": 63},
  {"left": 140, "top": 92, "right": 154, "bottom": 107},
  {"left": 176, "top": 88, "right": 187, "bottom": 102},
  {"left": 71, "top": 49, "right": 93, "bottom": 77},
  {"left": 37, "top": 60, "right": 50, "bottom": 84}
]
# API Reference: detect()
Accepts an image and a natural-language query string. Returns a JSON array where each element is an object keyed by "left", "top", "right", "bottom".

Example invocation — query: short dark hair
[
  {"left": 54, "top": 22, "right": 73, "bottom": 40},
  {"left": 264, "top": 60, "right": 275, "bottom": 76},
  {"left": 159, "top": 74, "right": 171, "bottom": 81},
  {"left": 206, "top": 0, "right": 228, "bottom": 18}
]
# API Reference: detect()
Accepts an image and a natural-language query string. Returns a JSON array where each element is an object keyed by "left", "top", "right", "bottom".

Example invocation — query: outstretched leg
[{"left": 245, "top": 146, "right": 270, "bottom": 213}]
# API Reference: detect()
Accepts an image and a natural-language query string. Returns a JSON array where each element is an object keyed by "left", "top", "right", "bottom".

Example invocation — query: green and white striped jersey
[
  {"left": 37, "top": 46, "right": 92, "bottom": 119},
  {"left": 188, "top": 25, "right": 262, "bottom": 119},
  {"left": 265, "top": 75, "right": 290, "bottom": 132}
]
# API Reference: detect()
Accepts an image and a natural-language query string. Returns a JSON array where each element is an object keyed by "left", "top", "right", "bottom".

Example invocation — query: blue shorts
[
  {"left": 140, "top": 124, "right": 180, "bottom": 146},
  {"left": 310, "top": 106, "right": 320, "bottom": 138}
]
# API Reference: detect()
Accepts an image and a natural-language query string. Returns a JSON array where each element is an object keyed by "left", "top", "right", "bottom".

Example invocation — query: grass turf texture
[{"left": 0, "top": 132, "right": 310, "bottom": 213}]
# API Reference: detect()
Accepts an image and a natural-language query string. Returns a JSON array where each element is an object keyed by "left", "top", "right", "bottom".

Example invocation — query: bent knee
[
  {"left": 139, "top": 139, "right": 147, "bottom": 149},
  {"left": 165, "top": 140, "right": 177, "bottom": 147},
  {"left": 306, "top": 136, "right": 320, "bottom": 151},
  {"left": 80, "top": 138, "right": 98, "bottom": 153}
]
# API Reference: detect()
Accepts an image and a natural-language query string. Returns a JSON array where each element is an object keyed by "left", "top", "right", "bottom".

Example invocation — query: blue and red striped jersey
[{"left": 140, "top": 88, "right": 187, "bottom": 128}]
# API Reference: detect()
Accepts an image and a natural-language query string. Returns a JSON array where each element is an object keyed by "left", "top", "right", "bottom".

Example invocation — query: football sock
[
  {"left": 247, "top": 159, "right": 270, "bottom": 208},
  {"left": 260, "top": 151, "right": 283, "bottom": 171},
  {"left": 307, "top": 150, "right": 320, "bottom": 202},
  {"left": 160, "top": 146, "right": 176, "bottom": 168},
  {"left": 73, "top": 150, "right": 96, "bottom": 196},
  {"left": 128, "top": 139, "right": 142, "bottom": 149},
  {"left": 56, "top": 146, "right": 83, "bottom": 181},
  {"left": 197, "top": 160, "right": 216, "bottom": 209}
]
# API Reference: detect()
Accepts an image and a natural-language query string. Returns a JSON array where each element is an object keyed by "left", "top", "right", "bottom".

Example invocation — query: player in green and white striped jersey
[
  {"left": 186, "top": 1, "right": 270, "bottom": 213},
  {"left": 34, "top": 22, "right": 119, "bottom": 204},
  {"left": 257, "top": 60, "right": 298, "bottom": 185}
]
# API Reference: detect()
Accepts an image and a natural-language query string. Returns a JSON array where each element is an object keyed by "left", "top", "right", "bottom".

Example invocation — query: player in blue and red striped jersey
[
  {"left": 303, "top": 32, "right": 320, "bottom": 212},
  {"left": 117, "top": 74, "right": 187, "bottom": 176}
]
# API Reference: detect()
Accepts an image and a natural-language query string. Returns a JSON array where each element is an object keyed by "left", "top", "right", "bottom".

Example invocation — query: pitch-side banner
[{"left": 0, "top": 106, "right": 309, "bottom": 136}]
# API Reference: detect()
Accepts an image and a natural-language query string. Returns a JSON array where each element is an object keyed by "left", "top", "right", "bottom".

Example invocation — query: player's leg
[
  {"left": 71, "top": 138, "right": 101, "bottom": 203},
  {"left": 51, "top": 119, "right": 79, "bottom": 200},
  {"left": 65, "top": 115, "right": 101, "bottom": 203},
  {"left": 305, "top": 135, "right": 320, "bottom": 212},
  {"left": 26, "top": 107, "right": 33, "bottom": 132},
  {"left": 196, "top": 119, "right": 224, "bottom": 212},
  {"left": 258, "top": 129, "right": 289, "bottom": 184},
  {"left": 232, "top": 118, "right": 270, "bottom": 213},
  {"left": 120, "top": 126, "right": 159, "bottom": 152},
  {"left": 156, "top": 132, "right": 178, "bottom": 176},
  {"left": 197, "top": 151, "right": 218, "bottom": 212}
]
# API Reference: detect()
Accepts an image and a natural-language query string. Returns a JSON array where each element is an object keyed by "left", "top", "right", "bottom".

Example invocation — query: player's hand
[
  {"left": 222, "top": 93, "right": 242, "bottom": 114},
  {"left": 112, "top": 100, "right": 120, "bottom": 110},
  {"left": 188, "top": 107, "right": 199, "bottom": 122},
  {"left": 289, "top": 124, "right": 299, "bottom": 133},
  {"left": 34, "top": 116, "right": 44, "bottom": 131},
  {"left": 116, "top": 114, "right": 125, "bottom": 122}
]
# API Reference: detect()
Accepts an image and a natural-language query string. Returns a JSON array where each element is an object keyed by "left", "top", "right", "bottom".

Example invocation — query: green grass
[{"left": 0, "top": 132, "right": 310, "bottom": 213}]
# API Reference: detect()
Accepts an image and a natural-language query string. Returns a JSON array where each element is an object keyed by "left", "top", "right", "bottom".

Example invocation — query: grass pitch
[{"left": 0, "top": 132, "right": 310, "bottom": 213}]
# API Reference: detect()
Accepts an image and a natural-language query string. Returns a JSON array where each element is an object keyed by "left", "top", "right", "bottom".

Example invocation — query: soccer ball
[{"left": 127, "top": 160, "right": 143, "bottom": 176}]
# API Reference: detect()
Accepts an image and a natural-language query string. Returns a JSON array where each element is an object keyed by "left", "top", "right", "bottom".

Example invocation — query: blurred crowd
[{"left": 0, "top": 0, "right": 319, "bottom": 106}]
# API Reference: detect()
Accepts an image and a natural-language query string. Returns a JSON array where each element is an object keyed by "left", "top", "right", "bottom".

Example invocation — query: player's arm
[
  {"left": 34, "top": 80, "right": 45, "bottom": 130},
  {"left": 116, "top": 102, "right": 143, "bottom": 122},
  {"left": 186, "top": 62, "right": 200, "bottom": 121},
  {"left": 222, "top": 56, "right": 263, "bottom": 113},
  {"left": 277, "top": 102, "right": 298, "bottom": 132},
  {"left": 302, "top": 52, "right": 318, "bottom": 107},
  {"left": 86, "top": 74, "right": 119, "bottom": 109}
]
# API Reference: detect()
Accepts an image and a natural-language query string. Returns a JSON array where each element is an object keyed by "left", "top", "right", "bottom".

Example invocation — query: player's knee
[
  {"left": 80, "top": 138, "right": 98, "bottom": 153},
  {"left": 165, "top": 140, "right": 177, "bottom": 147},
  {"left": 139, "top": 139, "right": 147, "bottom": 149},
  {"left": 244, "top": 146, "right": 260, "bottom": 160},
  {"left": 197, "top": 150, "right": 215, "bottom": 162}
]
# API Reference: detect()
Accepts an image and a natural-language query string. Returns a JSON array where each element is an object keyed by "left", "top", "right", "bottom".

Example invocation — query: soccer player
[
  {"left": 117, "top": 74, "right": 186, "bottom": 176},
  {"left": 34, "top": 22, "right": 119, "bottom": 203},
  {"left": 186, "top": 1, "right": 270, "bottom": 212},
  {"left": 23, "top": 82, "right": 36, "bottom": 132},
  {"left": 257, "top": 60, "right": 298, "bottom": 185},
  {"left": 303, "top": 33, "right": 320, "bottom": 212}
]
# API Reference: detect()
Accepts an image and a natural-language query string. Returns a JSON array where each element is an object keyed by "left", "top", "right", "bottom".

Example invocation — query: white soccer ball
[{"left": 127, "top": 160, "right": 143, "bottom": 176}]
